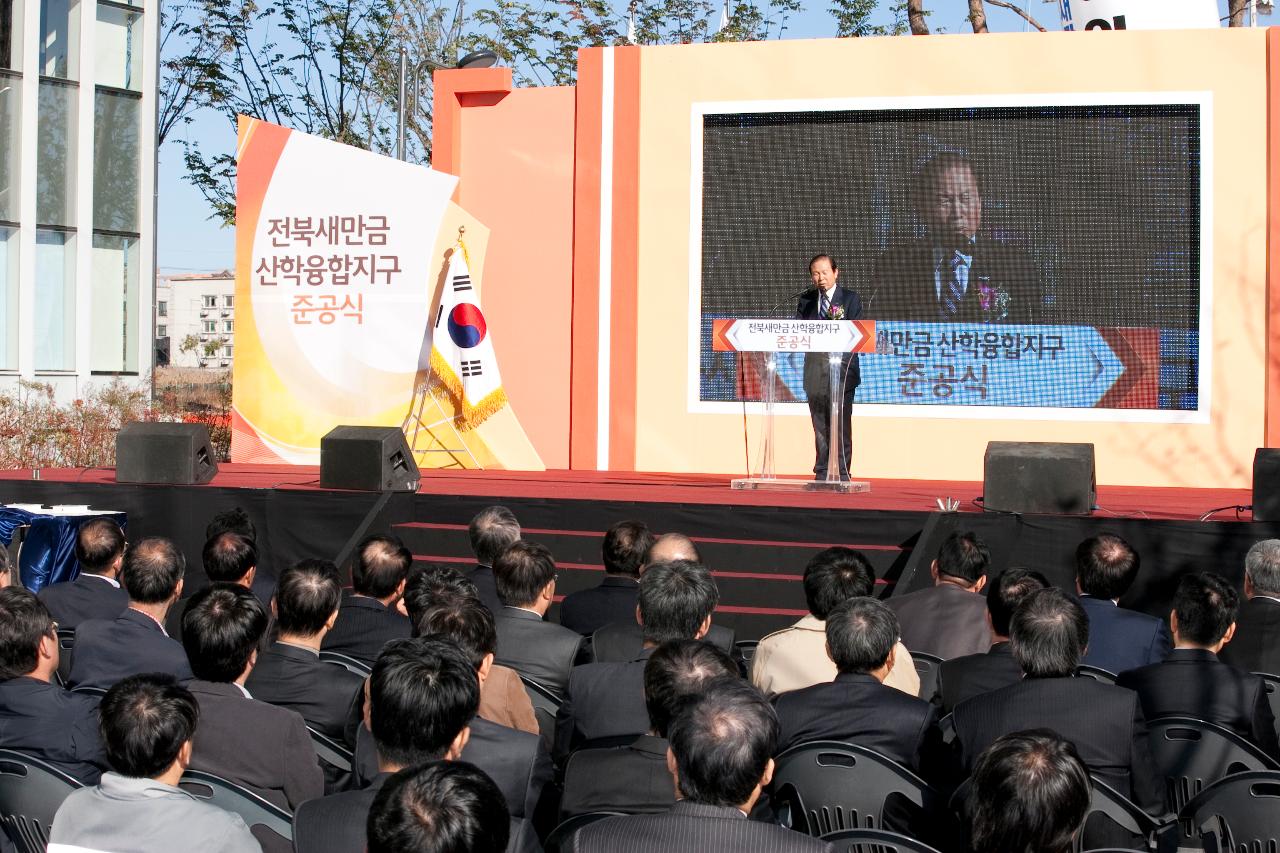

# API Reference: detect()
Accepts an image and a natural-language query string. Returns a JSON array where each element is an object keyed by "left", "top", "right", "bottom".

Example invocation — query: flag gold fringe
[{"left": 427, "top": 348, "right": 509, "bottom": 432}]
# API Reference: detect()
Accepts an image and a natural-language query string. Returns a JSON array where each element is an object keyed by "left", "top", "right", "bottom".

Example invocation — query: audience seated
[
  {"left": 886, "top": 531, "right": 991, "bottom": 660},
  {"left": 38, "top": 519, "right": 128, "bottom": 629},
  {"left": 166, "top": 531, "right": 261, "bottom": 640},
  {"left": 951, "top": 588, "right": 1164, "bottom": 815},
  {"left": 466, "top": 506, "right": 522, "bottom": 617},
  {"left": 0, "top": 587, "right": 107, "bottom": 783},
  {"left": 1076, "top": 534, "right": 1172, "bottom": 674},
  {"left": 751, "top": 547, "right": 918, "bottom": 697},
  {"left": 964, "top": 730, "right": 1091, "bottom": 853},
  {"left": 561, "top": 639, "right": 739, "bottom": 818},
  {"left": 368, "top": 762, "right": 519, "bottom": 853},
  {"left": 773, "top": 597, "right": 942, "bottom": 776},
  {"left": 1220, "top": 539, "right": 1280, "bottom": 675},
  {"left": 1116, "top": 571, "right": 1279, "bottom": 758},
  {"left": 206, "top": 507, "right": 257, "bottom": 541},
  {"left": 69, "top": 538, "right": 193, "bottom": 689},
  {"left": 321, "top": 534, "right": 413, "bottom": 666},
  {"left": 559, "top": 520, "right": 655, "bottom": 636},
  {"left": 48, "top": 674, "right": 259, "bottom": 853},
  {"left": 556, "top": 560, "right": 719, "bottom": 761},
  {"left": 568, "top": 678, "right": 832, "bottom": 853},
  {"left": 244, "top": 559, "right": 364, "bottom": 750},
  {"left": 934, "top": 568, "right": 1049, "bottom": 713},
  {"left": 181, "top": 583, "right": 323, "bottom": 811},
  {"left": 492, "top": 541, "right": 583, "bottom": 696}
]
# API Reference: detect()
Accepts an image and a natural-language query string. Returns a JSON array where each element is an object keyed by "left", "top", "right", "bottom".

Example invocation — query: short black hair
[
  {"left": 367, "top": 761, "right": 509, "bottom": 853},
  {"left": 202, "top": 532, "right": 257, "bottom": 584},
  {"left": 803, "top": 547, "right": 875, "bottom": 620},
  {"left": 181, "top": 583, "right": 269, "bottom": 683},
  {"left": 205, "top": 507, "right": 256, "bottom": 542},
  {"left": 638, "top": 560, "right": 719, "bottom": 645},
  {"left": 352, "top": 534, "right": 412, "bottom": 599},
  {"left": 494, "top": 541, "right": 556, "bottom": 608},
  {"left": 966, "top": 730, "right": 1090, "bottom": 853},
  {"left": 76, "top": 519, "right": 126, "bottom": 574},
  {"left": 917, "top": 151, "right": 981, "bottom": 197},
  {"left": 0, "top": 588, "right": 54, "bottom": 679},
  {"left": 274, "top": 559, "right": 342, "bottom": 637},
  {"left": 370, "top": 637, "right": 480, "bottom": 767},
  {"left": 120, "top": 538, "right": 185, "bottom": 604},
  {"left": 1075, "top": 533, "right": 1139, "bottom": 600},
  {"left": 644, "top": 639, "right": 738, "bottom": 738},
  {"left": 988, "top": 568, "right": 1051, "bottom": 638},
  {"left": 825, "top": 597, "right": 898, "bottom": 674},
  {"left": 936, "top": 532, "right": 990, "bottom": 584},
  {"left": 1010, "top": 588, "right": 1089, "bottom": 678},
  {"left": 412, "top": 599, "right": 496, "bottom": 670},
  {"left": 403, "top": 565, "right": 481, "bottom": 633},
  {"left": 468, "top": 506, "right": 520, "bottom": 567},
  {"left": 1174, "top": 571, "right": 1238, "bottom": 647},
  {"left": 99, "top": 674, "right": 199, "bottom": 779},
  {"left": 603, "top": 521, "right": 655, "bottom": 578},
  {"left": 668, "top": 678, "right": 778, "bottom": 808},
  {"left": 809, "top": 253, "right": 838, "bottom": 272}
]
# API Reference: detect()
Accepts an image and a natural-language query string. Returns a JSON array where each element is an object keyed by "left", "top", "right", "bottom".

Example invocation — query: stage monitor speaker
[
  {"left": 983, "top": 441, "right": 1095, "bottom": 515},
  {"left": 319, "top": 426, "right": 420, "bottom": 492},
  {"left": 1252, "top": 448, "right": 1280, "bottom": 522},
  {"left": 116, "top": 422, "right": 219, "bottom": 485}
]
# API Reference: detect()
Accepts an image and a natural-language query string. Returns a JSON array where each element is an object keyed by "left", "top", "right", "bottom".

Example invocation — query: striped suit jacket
[{"left": 569, "top": 800, "right": 833, "bottom": 853}]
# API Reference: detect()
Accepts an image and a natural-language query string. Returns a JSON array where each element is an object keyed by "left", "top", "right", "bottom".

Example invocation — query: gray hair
[
  {"left": 1245, "top": 540, "right": 1280, "bottom": 596},
  {"left": 468, "top": 506, "right": 520, "bottom": 567}
]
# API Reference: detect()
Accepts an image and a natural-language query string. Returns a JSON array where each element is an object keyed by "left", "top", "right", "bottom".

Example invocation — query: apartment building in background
[{"left": 154, "top": 270, "right": 234, "bottom": 368}]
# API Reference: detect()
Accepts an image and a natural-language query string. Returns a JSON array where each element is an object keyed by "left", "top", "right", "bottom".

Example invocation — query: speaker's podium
[{"left": 714, "top": 318, "right": 876, "bottom": 494}]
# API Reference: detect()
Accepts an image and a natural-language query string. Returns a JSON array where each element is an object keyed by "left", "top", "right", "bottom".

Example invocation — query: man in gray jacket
[{"left": 49, "top": 673, "right": 259, "bottom": 853}]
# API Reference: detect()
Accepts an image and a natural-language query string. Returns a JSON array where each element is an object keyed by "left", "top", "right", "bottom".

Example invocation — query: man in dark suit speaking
[
  {"left": 796, "top": 254, "right": 862, "bottom": 481},
  {"left": 871, "top": 152, "right": 1039, "bottom": 325}
]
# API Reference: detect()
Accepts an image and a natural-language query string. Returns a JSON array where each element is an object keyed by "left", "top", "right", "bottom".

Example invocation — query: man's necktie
[
  {"left": 819, "top": 292, "right": 831, "bottom": 319},
  {"left": 941, "top": 251, "right": 966, "bottom": 317}
]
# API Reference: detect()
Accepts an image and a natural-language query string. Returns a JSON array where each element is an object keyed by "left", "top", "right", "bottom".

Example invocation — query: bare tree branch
[
  {"left": 968, "top": 0, "right": 988, "bottom": 32},
  {"left": 1227, "top": 0, "right": 1247, "bottom": 25},
  {"left": 984, "top": 0, "right": 1046, "bottom": 31},
  {"left": 907, "top": 0, "right": 929, "bottom": 33}
]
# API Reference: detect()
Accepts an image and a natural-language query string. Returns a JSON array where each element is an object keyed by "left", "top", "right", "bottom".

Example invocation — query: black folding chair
[
  {"left": 520, "top": 674, "right": 561, "bottom": 753},
  {"left": 317, "top": 650, "right": 371, "bottom": 677},
  {"left": 1180, "top": 769, "right": 1280, "bottom": 853},
  {"left": 69, "top": 685, "right": 106, "bottom": 697},
  {"left": 55, "top": 630, "right": 75, "bottom": 688},
  {"left": 179, "top": 769, "right": 293, "bottom": 845},
  {"left": 822, "top": 827, "right": 943, "bottom": 853},
  {"left": 0, "top": 748, "right": 83, "bottom": 853},
  {"left": 911, "top": 653, "right": 943, "bottom": 702},
  {"left": 1081, "top": 775, "right": 1177, "bottom": 853},
  {"left": 307, "top": 726, "right": 354, "bottom": 794},
  {"left": 734, "top": 640, "right": 759, "bottom": 678},
  {"left": 543, "top": 811, "right": 625, "bottom": 853},
  {"left": 1077, "top": 665, "right": 1118, "bottom": 685},
  {"left": 1257, "top": 673, "right": 1280, "bottom": 736}
]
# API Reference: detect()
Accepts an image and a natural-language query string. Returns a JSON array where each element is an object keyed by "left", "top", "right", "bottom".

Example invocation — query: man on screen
[
  {"left": 796, "top": 254, "right": 861, "bottom": 481},
  {"left": 870, "top": 152, "right": 1039, "bottom": 324}
]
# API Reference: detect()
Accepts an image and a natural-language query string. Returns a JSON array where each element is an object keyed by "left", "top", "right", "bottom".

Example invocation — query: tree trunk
[
  {"left": 908, "top": 0, "right": 929, "bottom": 34},
  {"left": 968, "top": 0, "right": 988, "bottom": 32},
  {"left": 1227, "top": 0, "right": 1247, "bottom": 26}
]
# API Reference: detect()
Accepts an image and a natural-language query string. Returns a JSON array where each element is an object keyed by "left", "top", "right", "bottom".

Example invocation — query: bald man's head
[{"left": 643, "top": 533, "right": 700, "bottom": 570}]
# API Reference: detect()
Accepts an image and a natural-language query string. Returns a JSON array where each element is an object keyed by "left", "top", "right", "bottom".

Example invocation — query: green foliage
[{"left": 829, "top": 0, "right": 907, "bottom": 36}]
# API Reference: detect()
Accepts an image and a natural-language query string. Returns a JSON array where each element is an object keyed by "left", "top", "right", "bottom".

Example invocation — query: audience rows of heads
[{"left": 1, "top": 506, "right": 1277, "bottom": 853}]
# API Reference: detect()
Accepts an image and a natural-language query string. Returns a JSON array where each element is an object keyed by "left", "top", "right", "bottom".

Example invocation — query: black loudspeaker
[
  {"left": 1252, "top": 449, "right": 1280, "bottom": 522},
  {"left": 116, "top": 422, "right": 219, "bottom": 485},
  {"left": 983, "top": 441, "right": 1095, "bottom": 515},
  {"left": 319, "top": 426, "right": 420, "bottom": 492}
]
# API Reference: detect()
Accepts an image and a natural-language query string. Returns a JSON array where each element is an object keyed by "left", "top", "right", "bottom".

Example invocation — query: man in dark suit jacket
[
  {"left": 870, "top": 153, "right": 1040, "bottom": 325},
  {"left": 493, "top": 541, "right": 583, "bottom": 696},
  {"left": 322, "top": 534, "right": 413, "bottom": 666},
  {"left": 1220, "top": 539, "right": 1280, "bottom": 675},
  {"left": 0, "top": 588, "right": 108, "bottom": 783},
  {"left": 775, "top": 598, "right": 942, "bottom": 778},
  {"left": 1116, "top": 572, "right": 1280, "bottom": 758},
  {"left": 934, "top": 569, "right": 1049, "bottom": 713},
  {"left": 560, "top": 521, "right": 654, "bottom": 635},
  {"left": 182, "top": 584, "right": 323, "bottom": 812},
  {"left": 38, "top": 518, "right": 128, "bottom": 629},
  {"left": 244, "top": 560, "right": 363, "bottom": 750},
  {"left": 165, "top": 530, "right": 263, "bottom": 642},
  {"left": 556, "top": 560, "right": 720, "bottom": 762},
  {"left": 69, "top": 537, "right": 193, "bottom": 689},
  {"left": 569, "top": 679, "right": 832, "bottom": 853},
  {"left": 561, "top": 639, "right": 739, "bottom": 819},
  {"left": 465, "top": 506, "right": 521, "bottom": 617},
  {"left": 887, "top": 531, "right": 991, "bottom": 660},
  {"left": 1075, "top": 534, "right": 1172, "bottom": 675},
  {"left": 796, "top": 254, "right": 862, "bottom": 481},
  {"left": 952, "top": 588, "right": 1164, "bottom": 816}
]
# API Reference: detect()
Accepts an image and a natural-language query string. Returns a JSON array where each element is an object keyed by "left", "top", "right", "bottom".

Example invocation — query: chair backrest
[
  {"left": 306, "top": 727, "right": 353, "bottom": 773},
  {"left": 1082, "top": 775, "right": 1175, "bottom": 853},
  {"left": 543, "top": 811, "right": 625, "bottom": 853},
  {"left": 0, "top": 748, "right": 83, "bottom": 853},
  {"left": 55, "top": 629, "right": 75, "bottom": 687},
  {"left": 69, "top": 686, "right": 106, "bottom": 698},
  {"left": 520, "top": 674, "right": 561, "bottom": 751},
  {"left": 821, "top": 827, "right": 943, "bottom": 853},
  {"left": 772, "top": 741, "right": 942, "bottom": 837},
  {"left": 734, "top": 640, "right": 759, "bottom": 678},
  {"left": 1181, "top": 770, "right": 1280, "bottom": 853},
  {"left": 911, "top": 652, "right": 943, "bottom": 701},
  {"left": 1146, "top": 716, "right": 1280, "bottom": 822},
  {"left": 1257, "top": 673, "right": 1280, "bottom": 732},
  {"left": 179, "top": 770, "right": 293, "bottom": 843},
  {"left": 1076, "top": 665, "right": 1118, "bottom": 685},
  {"left": 317, "top": 651, "right": 371, "bottom": 677}
]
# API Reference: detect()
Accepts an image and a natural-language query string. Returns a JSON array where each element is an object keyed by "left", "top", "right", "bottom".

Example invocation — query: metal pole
[
  {"left": 1250, "top": 0, "right": 1257, "bottom": 26},
  {"left": 396, "top": 48, "right": 408, "bottom": 160}
]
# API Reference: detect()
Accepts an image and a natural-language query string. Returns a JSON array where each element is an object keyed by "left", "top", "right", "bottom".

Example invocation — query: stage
[{"left": 0, "top": 466, "right": 1266, "bottom": 640}]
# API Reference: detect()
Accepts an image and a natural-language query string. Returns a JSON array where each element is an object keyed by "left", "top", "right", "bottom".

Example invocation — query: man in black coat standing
[{"left": 796, "top": 253, "right": 862, "bottom": 481}]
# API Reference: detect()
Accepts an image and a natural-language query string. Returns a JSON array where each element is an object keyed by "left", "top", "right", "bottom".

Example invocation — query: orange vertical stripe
[
  {"left": 608, "top": 47, "right": 643, "bottom": 471},
  {"left": 1267, "top": 28, "right": 1280, "bottom": 447},
  {"left": 570, "top": 49, "right": 605, "bottom": 469}
]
